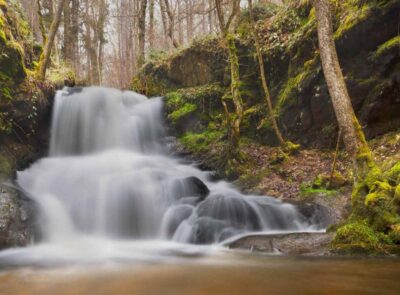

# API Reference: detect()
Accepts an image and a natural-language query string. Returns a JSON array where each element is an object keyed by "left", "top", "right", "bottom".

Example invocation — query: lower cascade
[{"left": 2, "top": 87, "right": 323, "bottom": 264}]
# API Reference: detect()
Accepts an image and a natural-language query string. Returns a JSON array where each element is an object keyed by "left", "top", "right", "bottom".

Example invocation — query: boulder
[
  {"left": 176, "top": 176, "right": 210, "bottom": 201},
  {"left": 0, "top": 183, "right": 36, "bottom": 249}
]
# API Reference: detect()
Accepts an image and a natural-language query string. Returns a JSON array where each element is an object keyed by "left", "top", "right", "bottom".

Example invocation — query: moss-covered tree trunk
[
  {"left": 214, "top": 0, "right": 243, "bottom": 159},
  {"left": 314, "top": 0, "right": 375, "bottom": 181},
  {"left": 226, "top": 35, "right": 243, "bottom": 156},
  {"left": 37, "top": 0, "right": 66, "bottom": 81},
  {"left": 247, "top": 0, "right": 285, "bottom": 146}
]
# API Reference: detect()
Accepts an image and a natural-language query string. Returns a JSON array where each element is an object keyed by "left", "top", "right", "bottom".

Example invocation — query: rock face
[
  {"left": 0, "top": 183, "right": 35, "bottom": 249},
  {"left": 140, "top": 38, "right": 227, "bottom": 92},
  {"left": 0, "top": 2, "right": 52, "bottom": 250},
  {"left": 228, "top": 232, "right": 334, "bottom": 255},
  {"left": 138, "top": 1, "right": 400, "bottom": 148}
]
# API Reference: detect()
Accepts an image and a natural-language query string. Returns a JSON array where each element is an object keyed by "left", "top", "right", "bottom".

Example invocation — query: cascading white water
[{"left": 0, "top": 87, "right": 323, "bottom": 265}]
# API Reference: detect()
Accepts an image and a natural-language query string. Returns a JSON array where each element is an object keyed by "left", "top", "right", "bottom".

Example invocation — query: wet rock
[
  {"left": 162, "top": 205, "right": 194, "bottom": 238},
  {"left": 0, "top": 183, "right": 36, "bottom": 249},
  {"left": 184, "top": 177, "right": 210, "bottom": 200},
  {"left": 302, "top": 192, "right": 351, "bottom": 226},
  {"left": 197, "top": 194, "right": 261, "bottom": 231},
  {"left": 189, "top": 217, "right": 230, "bottom": 244},
  {"left": 296, "top": 203, "right": 332, "bottom": 229},
  {"left": 174, "top": 176, "right": 210, "bottom": 202},
  {"left": 228, "top": 232, "right": 334, "bottom": 255}
]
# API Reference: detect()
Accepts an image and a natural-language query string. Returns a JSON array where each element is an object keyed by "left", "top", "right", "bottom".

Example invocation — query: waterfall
[
  {"left": 18, "top": 87, "right": 317, "bottom": 244},
  {"left": 0, "top": 87, "right": 323, "bottom": 265}
]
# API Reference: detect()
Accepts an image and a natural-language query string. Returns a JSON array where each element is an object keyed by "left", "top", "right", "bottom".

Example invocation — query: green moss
[
  {"left": 277, "top": 71, "right": 308, "bottom": 111},
  {"left": 168, "top": 103, "right": 197, "bottom": 123},
  {"left": 300, "top": 184, "right": 338, "bottom": 198},
  {"left": 373, "top": 36, "right": 400, "bottom": 59},
  {"left": 385, "top": 162, "right": 400, "bottom": 184},
  {"left": 333, "top": 0, "right": 374, "bottom": 39},
  {"left": 0, "top": 153, "right": 13, "bottom": 178},
  {"left": 389, "top": 224, "right": 400, "bottom": 244},
  {"left": 312, "top": 172, "right": 348, "bottom": 190},
  {"left": 283, "top": 141, "right": 301, "bottom": 154},
  {"left": 180, "top": 129, "right": 224, "bottom": 154},
  {"left": 332, "top": 221, "right": 381, "bottom": 253},
  {"left": 395, "top": 185, "right": 400, "bottom": 201}
]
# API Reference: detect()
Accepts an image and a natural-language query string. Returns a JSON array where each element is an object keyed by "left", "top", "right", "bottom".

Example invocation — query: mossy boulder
[
  {"left": 332, "top": 221, "right": 381, "bottom": 254},
  {"left": 164, "top": 84, "right": 226, "bottom": 136},
  {"left": 312, "top": 172, "right": 349, "bottom": 190}
]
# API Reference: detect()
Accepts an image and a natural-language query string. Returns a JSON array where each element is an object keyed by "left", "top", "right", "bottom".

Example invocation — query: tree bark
[
  {"left": 314, "top": 0, "right": 374, "bottom": 180},
  {"left": 36, "top": 0, "right": 47, "bottom": 43},
  {"left": 137, "top": 0, "right": 148, "bottom": 68},
  {"left": 214, "top": 0, "right": 242, "bottom": 158},
  {"left": 38, "top": 0, "right": 66, "bottom": 81},
  {"left": 148, "top": 0, "right": 155, "bottom": 49},
  {"left": 63, "top": 0, "right": 74, "bottom": 65},
  {"left": 163, "top": 0, "right": 180, "bottom": 48},
  {"left": 71, "top": 0, "right": 79, "bottom": 76}
]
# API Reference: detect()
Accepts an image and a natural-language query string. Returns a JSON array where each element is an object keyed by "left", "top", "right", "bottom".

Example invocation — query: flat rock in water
[{"left": 228, "top": 232, "right": 334, "bottom": 256}]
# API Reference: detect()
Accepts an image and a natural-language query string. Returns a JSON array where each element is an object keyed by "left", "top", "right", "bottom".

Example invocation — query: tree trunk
[
  {"left": 38, "top": 0, "right": 66, "bottom": 81},
  {"left": 314, "top": 0, "right": 374, "bottom": 180},
  {"left": 163, "top": 0, "right": 180, "bottom": 48},
  {"left": 71, "top": 0, "right": 79, "bottom": 76},
  {"left": 226, "top": 35, "right": 243, "bottom": 156},
  {"left": 63, "top": 0, "right": 74, "bottom": 65},
  {"left": 36, "top": 0, "right": 47, "bottom": 43},
  {"left": 214, "top": 0, "right": 242, "bottom": 159},
  {"left": 248, "top": 0, "right": 286, "bottom": 146},
  {"left": 137, "top": 0, "right": 148, "bottom": 68},
  {"left": 148, "top": 0, "right": 155, "bottom": 49}
]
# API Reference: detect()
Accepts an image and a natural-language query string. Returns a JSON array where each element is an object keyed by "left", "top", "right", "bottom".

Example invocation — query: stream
[{"left": 0, "top": 87, "right": 398, "bottom": 294}]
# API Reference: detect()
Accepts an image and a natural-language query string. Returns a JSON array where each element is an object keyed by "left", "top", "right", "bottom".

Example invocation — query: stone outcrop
[
  {"left": 0, "top": 183, "right": 36, "bottom": 249},
  {"left": 137, "top": 1, "right": 400, "bottom": 148}
]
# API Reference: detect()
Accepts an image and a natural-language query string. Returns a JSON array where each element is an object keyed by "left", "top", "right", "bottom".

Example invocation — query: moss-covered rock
[
  {"left": 332, "top": 221, "right": 381, "bottom": 254},
  {"left": 0, "top": 153, "right": 12, "bottom": 178},
  {"left": 137, "top": 0, "right": 400, "bottom": 149}
]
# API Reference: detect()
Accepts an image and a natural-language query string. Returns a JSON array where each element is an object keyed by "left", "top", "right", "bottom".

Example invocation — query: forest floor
[{"left": 234, "top": 130, "right": 400, "bottom": 201}]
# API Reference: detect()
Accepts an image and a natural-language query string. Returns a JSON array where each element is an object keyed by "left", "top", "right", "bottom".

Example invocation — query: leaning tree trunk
[
  {"left": 248, "top": 0, "right": 285, "bottom": 146},
  {"left": 314, "top": 0, "right": 374, "bottom": 181},
  {"left": 38, "top": 0, "right": 66, "bottom": 81}
]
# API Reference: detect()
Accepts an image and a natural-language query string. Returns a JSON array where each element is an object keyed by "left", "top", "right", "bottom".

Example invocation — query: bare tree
[
  {"left": 162, "top": 0, "right": 180, "bottom": 48},
  {"left": 38, "top": 0, "right": 66, "bottom": 80}
]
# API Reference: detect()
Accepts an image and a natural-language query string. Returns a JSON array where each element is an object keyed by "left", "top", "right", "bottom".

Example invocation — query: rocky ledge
[{"left": 228, "top": 232, "right": 334, "bottom": 256}]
